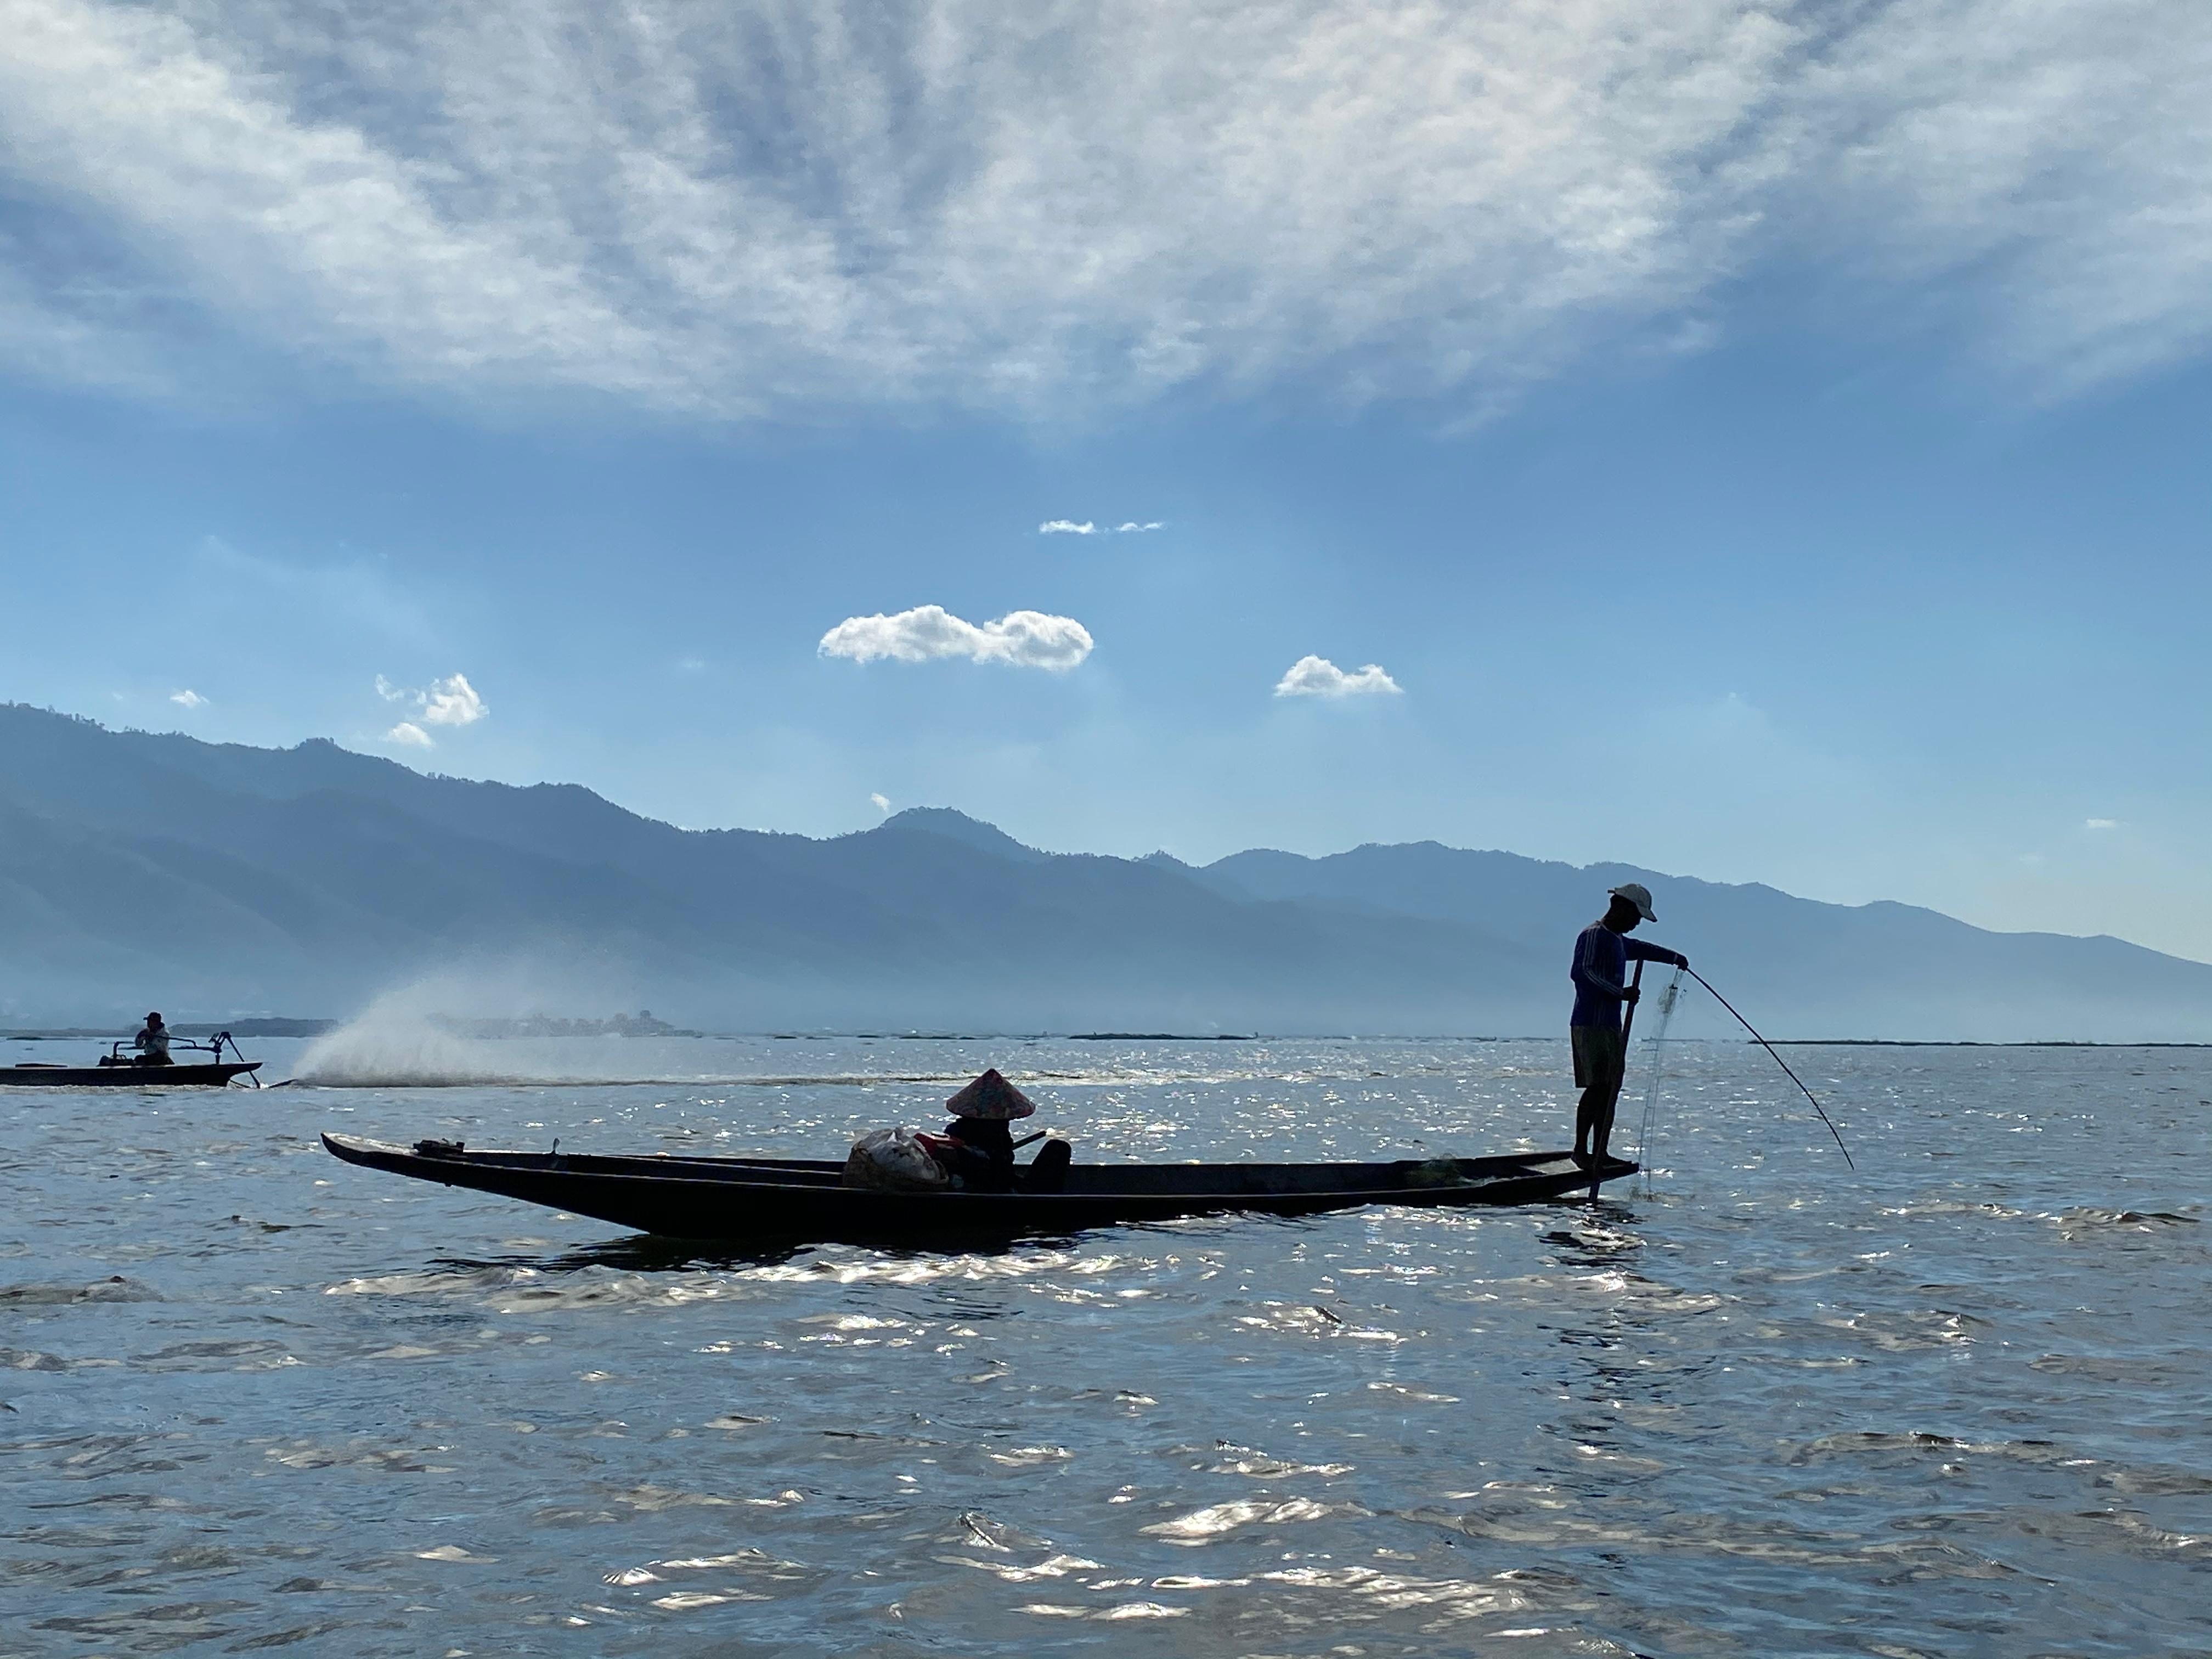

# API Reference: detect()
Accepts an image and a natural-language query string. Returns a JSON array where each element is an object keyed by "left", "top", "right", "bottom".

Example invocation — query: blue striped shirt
[{"left": 1570, "top": 922, "right": 1684, "bottom": 1030}]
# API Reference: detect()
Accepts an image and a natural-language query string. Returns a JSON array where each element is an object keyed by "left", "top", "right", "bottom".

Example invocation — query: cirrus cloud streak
[{"left": 0, "top": 0, "right": 2204, "bottom": 417}]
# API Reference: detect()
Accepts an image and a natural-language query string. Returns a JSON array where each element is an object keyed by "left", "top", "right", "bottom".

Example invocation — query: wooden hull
[
  {"left": 0, "top": 1061, "right": 261, "bottom": 1087},
  {"left": 320, "top": 1132, "right": 1637, "bottom": 1243}
]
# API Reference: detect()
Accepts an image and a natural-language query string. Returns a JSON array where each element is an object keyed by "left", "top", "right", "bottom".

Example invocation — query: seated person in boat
[
  {"left": 132, "top": 1011, "right": 173, "bottom": 1066},
  {"left": 936, "top": 1068, "right": 1071, "bottom": 1193}
]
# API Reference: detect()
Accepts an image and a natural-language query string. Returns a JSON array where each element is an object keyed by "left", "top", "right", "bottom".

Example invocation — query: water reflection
[{"left": 477, "top": 1236, "right": 819, "bottom": 1276}]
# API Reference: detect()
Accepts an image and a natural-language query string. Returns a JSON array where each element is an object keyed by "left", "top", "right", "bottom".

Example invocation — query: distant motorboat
[
  {"left": 321, "top": 1132, "right": 1635, "bottom": 1243},
  {"left": 1, "top": 1032, "right": 262, "bottom": 1087}
]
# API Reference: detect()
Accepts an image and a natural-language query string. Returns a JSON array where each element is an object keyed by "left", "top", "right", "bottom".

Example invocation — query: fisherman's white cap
[{"left": 1608, "top": 882, "right": 1657, "bottom": 923}]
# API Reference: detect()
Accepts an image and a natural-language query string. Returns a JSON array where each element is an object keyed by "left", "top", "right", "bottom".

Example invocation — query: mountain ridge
[{"left": 2, "top": 703, "right": 2204, "bottom": 1040}]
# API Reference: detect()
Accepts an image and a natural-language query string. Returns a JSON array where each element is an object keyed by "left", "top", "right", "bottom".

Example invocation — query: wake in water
[
  {"left": 299, "top": 1009, "right": 524, "bottom": 1086},
  {"left": 298, "top": 974, "right": 1574, "bottom": 1091},
  {"left": 294, "top": 991, "right": 1278, "bottom": 1088},
  {"left": 286, "top": 971, "right": 966, "bottom": 1087},
  {"left": 298, "top": 1012, "right": 987, "bottom": 1087},
  {"left": 296, "top": 968, "right": 717, "bottom": 1085}
]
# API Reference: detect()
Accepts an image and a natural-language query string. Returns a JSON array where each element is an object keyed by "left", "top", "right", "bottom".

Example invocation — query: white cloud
[
  {"left": 0, "top": 256, "right": 178, "bottom": 396},
  {"left": 1273, "top": 656, "right": 1402, "bottom": 699},
  {"left": 870, "top": 792, "right": 891, "bottom": 814},
  {"left": 819, "top": 605, "right": 1093, "bottom": 671},
  {"left": 1042, "top": 519, "right": 1163, "bottom": 535},
  {"left": 419, "top": 673, "right": 487, "bottom": 727},
  {"left": 1781, "top": 3, "right": 2212, "bottom": 394},
  {"left": 373, "top": 671, "right": 487, "bottom": 745},
  {"left": 2085, "top": 817, "right": 2121, "bottom": 830},
  {"left": 0, "top": 0, "right": 2203, "bottom": 418},
  {"left": 168, "top": 688, "right": 206, "bottom": 708}
]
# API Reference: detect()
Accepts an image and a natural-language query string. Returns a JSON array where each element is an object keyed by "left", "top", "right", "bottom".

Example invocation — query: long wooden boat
[
  {"left": 320, "top": 1132, "right": 1635, "bottom": 1243},
  {"left": 1, "top": 1060, "right": 261, "bottom": 1087}
]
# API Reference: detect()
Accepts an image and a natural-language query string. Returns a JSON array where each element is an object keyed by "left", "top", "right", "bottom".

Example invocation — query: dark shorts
[{"left": 1571, "top": 1025, "right": 1625, "bottom": 1091}]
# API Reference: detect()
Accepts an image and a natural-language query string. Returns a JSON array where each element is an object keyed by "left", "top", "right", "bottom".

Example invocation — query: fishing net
[{"left": 1632, "top": 966, "right": 1688, "bottom": 1193}]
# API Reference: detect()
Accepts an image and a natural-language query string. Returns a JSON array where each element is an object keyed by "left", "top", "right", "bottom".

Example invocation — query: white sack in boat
[{"left": 842, "top": 1125, "right": 950, "bottom": 1191}]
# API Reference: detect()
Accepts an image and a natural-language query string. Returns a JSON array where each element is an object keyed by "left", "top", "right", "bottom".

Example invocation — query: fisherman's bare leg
[
  {"left": 1573, "top": 1084, "right": 1606, "bottom": 1161},
  {"left": 1576, "top": 1045, "right": 1624, "bottom": 1163},
  {"left": 1591, "top": 1075, "right": 1623, "bottom": 1161}
]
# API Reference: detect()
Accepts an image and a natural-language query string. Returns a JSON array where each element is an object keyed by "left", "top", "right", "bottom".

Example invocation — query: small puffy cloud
[
  {"left": 870, "top": 792, "right": 891, "bottom": 814},
  {"left": 1274, "top": 656, "right": 1403, "bottom": 698},
  {"left": 1114, "top": 521, "right": 1164, "bottom": 533},
  {"left": 2085, "top": 817, "right": 2120, "bottom": 830},
  {"left": 169, "top": 689, "right": 206, "bottom": 709},
  {"left": 819, "top": 606, "right": 1094, "bottom": 671},
  {"left": 420, "top": 673, "right": 486, "bottom": 727},
  {"left": 374, "top": 671, "right": 487, "bottom": 747}
]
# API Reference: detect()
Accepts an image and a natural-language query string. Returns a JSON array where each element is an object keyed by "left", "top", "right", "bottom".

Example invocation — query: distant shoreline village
[{"left": 428, "top": 1011, "right": 695, "bottom": 1040}]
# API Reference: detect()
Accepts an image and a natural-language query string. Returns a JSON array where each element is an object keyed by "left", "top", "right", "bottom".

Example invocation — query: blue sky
[{"left": 3, "top": 0, "right": 2208, "bottom": 960}]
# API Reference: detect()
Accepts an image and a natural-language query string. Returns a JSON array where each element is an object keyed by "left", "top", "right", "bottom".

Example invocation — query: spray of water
[{"left": 297, "top": 963, "right": 683, "bottom": 1086}]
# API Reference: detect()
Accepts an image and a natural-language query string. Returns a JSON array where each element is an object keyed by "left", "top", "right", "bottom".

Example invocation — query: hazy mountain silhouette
[
  {"left": 2, "top": 703, "right": 2206, "bottom": 1039},
  {"left": 1189, "top": 842, "right": 2212, "bottom": 1043}
]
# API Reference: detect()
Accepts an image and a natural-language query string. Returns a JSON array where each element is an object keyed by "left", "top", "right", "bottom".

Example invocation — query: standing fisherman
[{"left": 1570, "top": 885, "right": 1686, "bottom": 1164}]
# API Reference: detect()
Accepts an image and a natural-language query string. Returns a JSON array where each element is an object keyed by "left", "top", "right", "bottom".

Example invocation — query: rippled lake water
[{"left": 4, "top": 1035, "right": 2207, "bottom": 1656}]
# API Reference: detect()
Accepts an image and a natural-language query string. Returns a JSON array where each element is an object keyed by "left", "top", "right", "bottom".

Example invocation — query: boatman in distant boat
[
  {"left": 933, "top": 1068, "right": 1072, "bottom": 1193},
  {"left": 132, "top": 1011, "right": 173, "bottom": 1066},
  {"left": 1570, "top": 884, "right": 1686, "bottom": 1165}
]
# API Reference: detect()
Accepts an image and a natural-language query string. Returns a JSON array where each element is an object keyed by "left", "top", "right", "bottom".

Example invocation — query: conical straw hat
[{"left": 945, "top": 1068, "right": 1036, "bottom": 1120}]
